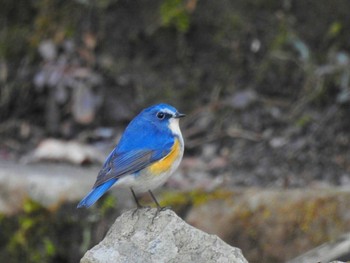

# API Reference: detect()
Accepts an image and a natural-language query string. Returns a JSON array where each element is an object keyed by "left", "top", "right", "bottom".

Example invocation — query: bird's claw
[
  {"left": 151, "top": 205, "right": 171, "bottom": 223},
  {"left": 132, "top": 205, "right": 151, "bottom": 218}
]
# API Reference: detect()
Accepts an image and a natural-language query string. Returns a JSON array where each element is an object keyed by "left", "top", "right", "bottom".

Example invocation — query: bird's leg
[
  {"left": 130, "top": 188, "right": 143, "bottom": 209},
  {"left": 148, "top": 190, "right": 162, "bottom": 210},
  {"left": 148, "top": 190, "right": 170, "bottom": 222},
  {"left": 131, "top": 188, "right": 143, "bottom": 218},
  {"left": 131, "top": 188, "right": 151, "bottom": 218}
]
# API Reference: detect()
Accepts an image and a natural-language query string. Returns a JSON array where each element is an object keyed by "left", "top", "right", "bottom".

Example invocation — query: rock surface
[
  {"left": 185, "top": 187, "right": 350, "bottom": 263},
  {"left": 0, "top": 160, "right": 98, "bottom": 214},
  {"left": 0, "top": 160, "right": 139, "bottom": 215},
  {"left": 80, "top": 208, "right": 248, "bottom": 263},
  {"left": 286, "top": 232, "right": 350, "bottom": 263},
  {"left": 3, "top": 159, "right": 350, "bottom": 262}
]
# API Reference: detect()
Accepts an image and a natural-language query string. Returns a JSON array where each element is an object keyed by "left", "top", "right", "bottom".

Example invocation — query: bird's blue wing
[{"left": 77, "top": 147, "right": 171, "bottom": 208}]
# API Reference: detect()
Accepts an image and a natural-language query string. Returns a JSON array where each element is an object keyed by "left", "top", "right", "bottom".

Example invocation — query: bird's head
[{"left": 140, "top": 103, "right": 185, "bottom": 136}]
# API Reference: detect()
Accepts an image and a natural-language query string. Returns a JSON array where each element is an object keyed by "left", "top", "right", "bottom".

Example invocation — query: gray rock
[
  {"left": 286, "top": 232, "right": 350, "bottom": 263},
  {"left": 0, "top": 160, "right": 96, "bottom": 214},
  {"left": 185, "top": 187, "right": 350, "bottom": 263},
  {"left": 81, "top": 208, "right": 248, "bottom": 263},
  {"left": 0, "top": 160, "right": 133, "bottom": 214}
]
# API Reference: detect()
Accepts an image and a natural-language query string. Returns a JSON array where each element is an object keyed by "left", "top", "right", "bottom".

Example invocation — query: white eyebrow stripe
[{"left": 161, "top": 108, "right": 175, "bottom": 115}]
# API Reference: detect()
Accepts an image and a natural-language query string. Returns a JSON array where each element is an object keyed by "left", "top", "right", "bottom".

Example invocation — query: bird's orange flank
[{"left": 148, "top": 138, "right": 181, "bottom": 175}]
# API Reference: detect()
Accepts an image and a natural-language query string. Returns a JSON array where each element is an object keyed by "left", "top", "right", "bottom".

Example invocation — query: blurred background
[{"left": 1, "top": 0, "right": 350, "bottom": 262}]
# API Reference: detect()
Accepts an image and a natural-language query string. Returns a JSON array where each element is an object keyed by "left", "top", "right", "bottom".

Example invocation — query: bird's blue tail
[{"left": 77, "top": 179, "right": 117, "bottom": 208}]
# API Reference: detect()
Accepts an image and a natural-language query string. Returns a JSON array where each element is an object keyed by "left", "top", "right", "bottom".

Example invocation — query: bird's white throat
[{"left": 169, "top": 118, "right": 182, "bottom": 137}]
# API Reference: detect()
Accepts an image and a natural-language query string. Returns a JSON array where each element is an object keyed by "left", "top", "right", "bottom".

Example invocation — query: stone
[
  {"left": 0, "top": 160, "right": 133, "bottom": 214},
  {"left": 22, "top": 139, "right": 105, "bottom": 165},
  {"left": 185, "top": 187, "right": 350, "bottom": 263},
  {"left": 286, "top": 232, "right": 350, "bottom": 263},
  {"left": 80, "top": 208, "right": 248, "bottom": 263}
]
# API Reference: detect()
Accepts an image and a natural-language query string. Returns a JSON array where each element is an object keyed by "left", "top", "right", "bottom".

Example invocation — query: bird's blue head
[
  {"left": 138, "top": 103, "right": 185, "bottom": 136},
  {"left": 116, "top": 103, "right": 185, "bottom": 152}
]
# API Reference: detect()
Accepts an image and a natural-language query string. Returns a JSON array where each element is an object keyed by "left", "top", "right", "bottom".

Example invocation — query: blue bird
[{"left": 77, "top": 103, "right": 185, "bottom": 211}]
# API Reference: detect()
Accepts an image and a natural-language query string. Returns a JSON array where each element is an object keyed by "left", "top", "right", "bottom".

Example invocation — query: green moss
[
  {"left": 327, "top": 21, "right": 342, "bottom": 38},
  {"left": 159, "top": 189, "right": 235, "bottom": 209},
  {"left": 43, "top": 238, "right": 56, "bottom": 256},
  {"left": 98, "top": 194, "right": 117, "bottom": 216},
  {"left": 160, "top": 0, "right": 191, "bottom": 33},
  {"left": 295, "top": 114, "right": 313, "bottom": 128},
  {"left": 23, "top": 199, "right": 43, "bottom": 214},
  {"left": 190, "top": 189, "right": 234, "bottom": 206},
  {"left": 4, "top": 199, "right": 52, "bottom": 262},
  {"left": 0, "top": 197, "right": 108, "bottom": 263}
]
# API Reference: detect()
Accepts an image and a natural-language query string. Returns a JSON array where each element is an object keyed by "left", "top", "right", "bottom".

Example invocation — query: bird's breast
[{"left": 148, "top": 138, "right": 183, "bottom": 175}]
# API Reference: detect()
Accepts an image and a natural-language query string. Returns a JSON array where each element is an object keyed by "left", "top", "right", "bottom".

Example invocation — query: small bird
[{"left": 77, "top": 103, "right": 185, "bottom": 211}]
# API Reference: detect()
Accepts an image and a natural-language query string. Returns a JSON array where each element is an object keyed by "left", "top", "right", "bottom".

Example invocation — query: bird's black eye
[{"left": 156, "top": 112, "right": 165, "bottom": 120}]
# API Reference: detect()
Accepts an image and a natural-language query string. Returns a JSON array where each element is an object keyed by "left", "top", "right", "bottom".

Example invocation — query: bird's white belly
[{"left": 116, "top": 167, "right": 174, "bottom": 193}]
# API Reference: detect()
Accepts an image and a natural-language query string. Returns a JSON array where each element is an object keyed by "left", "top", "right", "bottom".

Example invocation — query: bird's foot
[
  {"left": 132, "top": 205, "right": 151, "bottom": 218},
  {"left": 151, "top": 205, "right": 172, "bottom": 223},
  {"left": 158, "top": 205, "right": 171, "bottom": 212}
]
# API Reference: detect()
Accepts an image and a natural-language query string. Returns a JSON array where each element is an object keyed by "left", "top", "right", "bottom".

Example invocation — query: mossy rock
[
  {"left": 0, "top": 195, "right": 119, "bottom": 263},
  {"left": 186, "top": 187, "right": 350, "bottom": 263}
]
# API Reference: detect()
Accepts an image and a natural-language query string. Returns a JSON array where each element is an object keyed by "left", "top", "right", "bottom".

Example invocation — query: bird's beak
[{"left": 174, "top": 112, "right": 186, "bottom": 118}]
